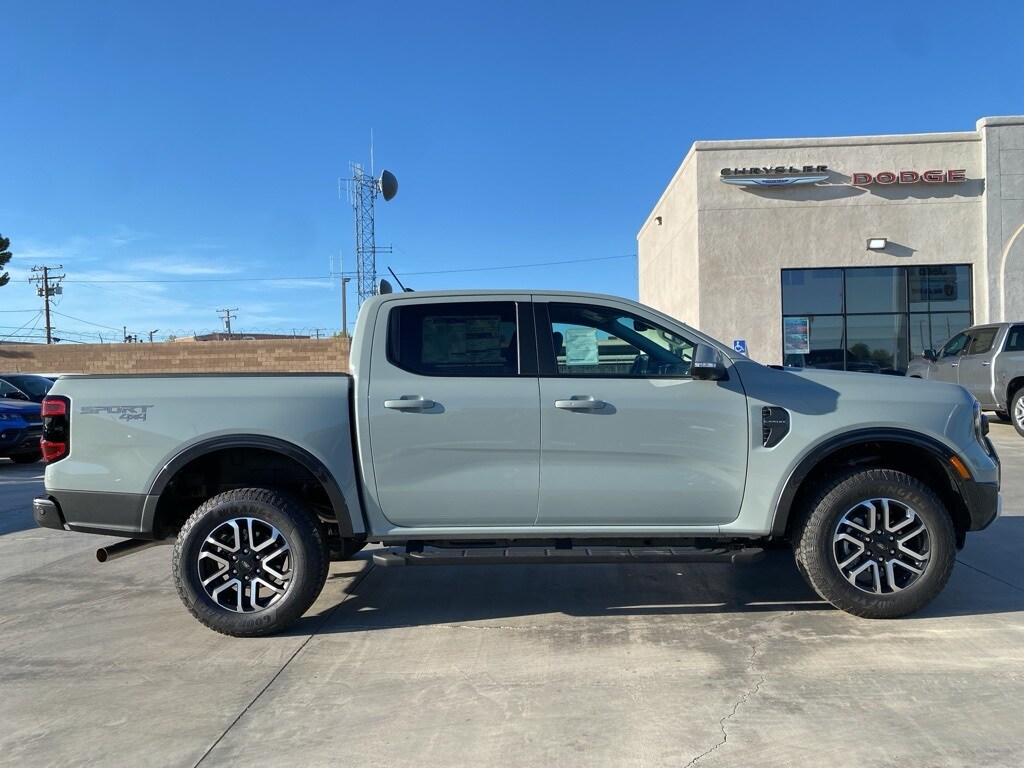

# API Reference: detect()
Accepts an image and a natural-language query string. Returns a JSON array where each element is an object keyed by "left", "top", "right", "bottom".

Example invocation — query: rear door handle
[
  {"left": 981, "top": 361, "right": 991, "bottom": 366},
  {"left": 384, "top": 396, "right": 435, "bottom": 410},
  {"left": 554, "top": 396, "right": 606, "bottom": 411},
  {"left": 950, "top": 363, "right": 958, "bottom": 368}
]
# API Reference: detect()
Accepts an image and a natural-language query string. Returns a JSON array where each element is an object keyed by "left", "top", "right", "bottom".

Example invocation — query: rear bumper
[
  {"left": 33, "top": 490, "right": 157, "bottom": 538},
  {"left": 33, "top": 496, "right": 67, "bottom": 531}
]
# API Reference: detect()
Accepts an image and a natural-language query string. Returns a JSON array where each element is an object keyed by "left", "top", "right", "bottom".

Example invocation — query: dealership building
[{"left": 637, "top": 115, "right": 1024, "bottom": 373}]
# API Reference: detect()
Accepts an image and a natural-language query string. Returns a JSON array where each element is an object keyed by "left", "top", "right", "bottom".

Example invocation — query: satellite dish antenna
[
  {"left": 378, "top": 169, "right": 399, "bottom": 202},
  {"left": 378, "top": 279, "right": 393, "bottom": 295}
]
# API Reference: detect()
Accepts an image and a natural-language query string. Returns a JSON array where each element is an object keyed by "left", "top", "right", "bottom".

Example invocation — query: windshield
[{"left": 5, "top": 375, "right": 53, "bottom": 397}]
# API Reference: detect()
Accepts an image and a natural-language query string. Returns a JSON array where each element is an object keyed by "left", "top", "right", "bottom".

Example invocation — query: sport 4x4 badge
[{"left": 79, "top": 405, "right": 155, "bottom": 422}]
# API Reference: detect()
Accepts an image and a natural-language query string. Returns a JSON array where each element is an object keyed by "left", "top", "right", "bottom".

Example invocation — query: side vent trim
[{"left": 762, "top": 406, "right": 790, "bottom": 448}]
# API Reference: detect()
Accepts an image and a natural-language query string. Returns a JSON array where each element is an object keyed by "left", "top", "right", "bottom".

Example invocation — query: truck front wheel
[
  {"left": 794, "top": 469, "right": 955, "bottom": 619},
  {"left": 172, "top": 488, "right": 330, "bottom": 637},
  {"left": 1012, "top": 390, "right": 1024, "bottom": 437}
]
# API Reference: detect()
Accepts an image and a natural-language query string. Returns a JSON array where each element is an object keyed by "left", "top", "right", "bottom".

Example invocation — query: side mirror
[
  {"left": 691, "top": 343, "right": 728, "bottom": 381},
  {"left": 923, "top": 349, "right": 937, "bottom": 362},
  {"left": 3, "top": 391, "right": 28, "bottom": 400}
]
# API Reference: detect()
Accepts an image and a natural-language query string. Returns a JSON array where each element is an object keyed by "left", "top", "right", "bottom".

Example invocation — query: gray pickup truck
[
  {"left": 907, "top": 322, "right": 1024, "bottom": 436},
  {"left": 33, "top": 290, "right": 1000, "bottom": 636}
]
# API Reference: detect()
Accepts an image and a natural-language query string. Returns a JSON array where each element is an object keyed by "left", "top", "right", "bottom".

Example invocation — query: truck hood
[
  {"left": 784, "top": 366, "right": 972, "bottom": 408},
  {"left": 0, "top": 400, "right": 42, "bottom": 415}
]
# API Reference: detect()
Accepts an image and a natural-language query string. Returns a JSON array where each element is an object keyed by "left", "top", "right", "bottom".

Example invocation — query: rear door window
[
  {"left": 387, "top": 301, "right": 520, "bottom": 376},
  {"left": 965, "top": 328, "right": 998, "bottom": 355}
]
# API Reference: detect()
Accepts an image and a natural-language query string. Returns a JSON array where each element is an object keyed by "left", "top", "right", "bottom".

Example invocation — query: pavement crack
[
  {"left": 192, "top": 562, "right": 376, "bottom": 767},
  {"left": 683, "top": 611, "right": 793, "bottom": 768},
  {"left": 955, "top": 558, "right": 1024, "bottom": 593}
]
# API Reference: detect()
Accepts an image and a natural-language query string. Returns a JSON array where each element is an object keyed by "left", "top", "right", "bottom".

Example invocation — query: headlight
[{"left": 973, "top": 398, "right": 991, "bottom": 451}]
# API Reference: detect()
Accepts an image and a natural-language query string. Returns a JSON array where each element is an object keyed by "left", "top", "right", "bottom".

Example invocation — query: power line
[
  {"left": 0, "top": 311, "right": 43, "bottom": 342},
  {"left": 56, "top": 254, "right": 638, "bottom": 285},
  {"left": 50, "top": 310, "right": 123, "bottom": 332}
]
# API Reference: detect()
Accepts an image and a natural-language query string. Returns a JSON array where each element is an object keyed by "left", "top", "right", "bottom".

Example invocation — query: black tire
[
  {"left": 173, "top": 488, "right": 330, "bottom": 637},
  {"left": 1012, "top": 389, "right": 1024, "bottom": 438},
  {"left": 993, "top": 410, "right": 1011, "bottom": 423},
  {"left": 9, "top": 451, "right": 41, "bottom": 464},
  {"left": 793, "top": 468, "right": 956, "bottom": 619}
]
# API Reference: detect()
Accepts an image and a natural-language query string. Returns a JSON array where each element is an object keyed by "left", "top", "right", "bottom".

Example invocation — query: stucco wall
[
  {"left": 638, "top": 149, "right": 700, "bottom": 327},
  {"left": 637, "top": 122, "right": 1012, "bottom": 365},
  {"left": 980, "top": 117, "right": 1024, "bottom": 322},
  {"left": 0, "top": 337, "right": 351, "bottom": 375}
]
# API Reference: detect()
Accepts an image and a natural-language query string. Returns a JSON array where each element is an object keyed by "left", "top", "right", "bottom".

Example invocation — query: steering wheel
[{"left": 628, "top": 354, "right": 648, "bottom": 376}]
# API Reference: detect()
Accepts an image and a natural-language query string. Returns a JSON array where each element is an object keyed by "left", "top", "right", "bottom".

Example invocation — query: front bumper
[
  {"left": 0, "top": 425, "right": 42, "bottom": 456},
  {"left": 962, "top": 479, "right": 1000, "bottom": 531}
]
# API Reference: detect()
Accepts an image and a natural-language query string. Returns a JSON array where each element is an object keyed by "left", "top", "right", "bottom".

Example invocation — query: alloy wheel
[
  {"left": 832, "top": 498, "right": 930, "bottom": 594},
  {"left": 197, "top": 517, "right": 292, "bottom": 612}
]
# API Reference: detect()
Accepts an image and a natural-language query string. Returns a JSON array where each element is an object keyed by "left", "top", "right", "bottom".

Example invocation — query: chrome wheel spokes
[
  {"left": 197, "top": 517, "right": 292, "bottom": 613},
  {"left": 832, "top": 498, "right": 931, "bottom": 595}
]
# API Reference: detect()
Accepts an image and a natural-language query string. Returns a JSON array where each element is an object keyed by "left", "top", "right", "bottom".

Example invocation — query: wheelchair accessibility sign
[{"left": 732, "top": 339, "right": 748, "bottom": 356}]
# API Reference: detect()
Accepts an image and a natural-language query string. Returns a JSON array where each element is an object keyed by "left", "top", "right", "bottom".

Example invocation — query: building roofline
[{"left": 690, "top": 129, "right": 979, "bottom": 151}]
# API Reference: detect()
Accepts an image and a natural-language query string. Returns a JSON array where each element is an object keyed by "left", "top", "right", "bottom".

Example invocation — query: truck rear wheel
[
  {"left": 794, "top": 469, "right": 955, "bottom": 619},
  {"left": 172, "top": 488, "right": 329, "bottom": 637}
]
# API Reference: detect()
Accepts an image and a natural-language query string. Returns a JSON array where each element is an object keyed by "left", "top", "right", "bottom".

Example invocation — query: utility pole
[
  {"left": 217, "top": 308, "right": 238, "bottom": 339},
  {"left": 340, "top": 276, "right": 351, "bottom": 338},
  {"left": 29, "top": 264, "right": 65, "bottom": 344}
]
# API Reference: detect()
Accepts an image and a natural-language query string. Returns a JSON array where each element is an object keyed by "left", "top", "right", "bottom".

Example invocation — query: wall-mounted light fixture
[
  {"left": 866, "top": 237, "right": 887, "bottom": 250},
  {"left": 655, "top": 216, "right": 663, "bottom": 225}
]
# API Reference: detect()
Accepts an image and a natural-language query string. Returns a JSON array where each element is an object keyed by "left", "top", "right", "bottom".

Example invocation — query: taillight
[{"left": 41, "top": 395, "right": 70, "bottom": 463}]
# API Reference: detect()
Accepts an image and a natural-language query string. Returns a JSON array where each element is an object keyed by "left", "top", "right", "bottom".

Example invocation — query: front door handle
[
  {"left": 981, "top": 361, "right": 991, "bottom": 366},
  {"left": 950, "top": 363, "right": 958, "bottom": 368},
  {"left": 554, "top": 395, "right": 606, "bottom": 411},
  {"left": 384, "top": 396, "right": 435, "bottom": 410}
]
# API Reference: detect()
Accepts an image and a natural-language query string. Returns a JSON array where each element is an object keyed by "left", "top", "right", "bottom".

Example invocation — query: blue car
[{"left": 0, "top": 399, "right": 43, "bottom": 463}]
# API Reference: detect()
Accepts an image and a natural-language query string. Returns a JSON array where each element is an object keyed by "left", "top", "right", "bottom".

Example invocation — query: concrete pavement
[{"left": 1, "top": 423, "right": 1022, "bottom": 767}]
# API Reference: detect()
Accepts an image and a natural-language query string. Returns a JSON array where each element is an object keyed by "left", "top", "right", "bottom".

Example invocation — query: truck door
[
  {"left": 926, "top": 330, "right": 971, "bottom": 382},
  {"left": 957, "top": 326, "right": 1000, "bottom": 406},
  {"left": 534, "top": 299, "right": 748, "bottom": 527},
  {"left": 366, "top": 297, "right": 540, "bottom": 527}
]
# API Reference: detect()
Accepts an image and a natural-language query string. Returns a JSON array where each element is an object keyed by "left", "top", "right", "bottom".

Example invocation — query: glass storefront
[{"left": 782, "top": 265, "right": 972, "bottom": 375}]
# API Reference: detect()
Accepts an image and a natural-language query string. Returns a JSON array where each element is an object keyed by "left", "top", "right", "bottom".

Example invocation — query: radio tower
[{"left": 347, "top": 156, "right": 398, "bottom": 305}]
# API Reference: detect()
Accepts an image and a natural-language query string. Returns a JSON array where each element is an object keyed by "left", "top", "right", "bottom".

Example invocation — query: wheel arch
[
  {"left": 771, "top": 429, "right": 972, "bottom": 546},
  {"left": 144, "top": 434, "right": 356, "bottom": 539}
]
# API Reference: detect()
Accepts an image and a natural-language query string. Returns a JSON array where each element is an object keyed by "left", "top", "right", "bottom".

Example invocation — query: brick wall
[{"left": 0, "top": 337, "right": 351, "bottom": 375}]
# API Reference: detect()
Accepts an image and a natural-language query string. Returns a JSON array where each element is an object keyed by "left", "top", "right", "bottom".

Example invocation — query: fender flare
[
  {"left": 769, "top": 427, "right": 967, "bottom": 537},
  {"left": 143, "top": 434, "right": 356, "bottom": 538}
]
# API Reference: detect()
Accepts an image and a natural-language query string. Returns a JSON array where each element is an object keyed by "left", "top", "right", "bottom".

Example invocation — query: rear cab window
[
  {"left": 387, "top": 301, "right": 521, "bottom": 376},
  {"left": 1004, "top": 325, "right": 1024, "bottom": 352}
]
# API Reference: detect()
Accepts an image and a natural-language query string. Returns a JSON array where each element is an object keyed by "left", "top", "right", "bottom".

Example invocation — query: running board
[{"left": 372, "top": 546, "right": 764, "bottom": 567}]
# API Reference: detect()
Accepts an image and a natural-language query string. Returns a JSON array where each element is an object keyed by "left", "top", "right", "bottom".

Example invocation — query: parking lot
[{"left": 0, "top": 424, "right": 1021, "bottom": 767}]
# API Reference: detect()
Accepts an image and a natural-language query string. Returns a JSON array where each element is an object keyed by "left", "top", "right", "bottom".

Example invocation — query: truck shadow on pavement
[{"left": 298, "top": 516, "right": 1024, "bottom": 635}]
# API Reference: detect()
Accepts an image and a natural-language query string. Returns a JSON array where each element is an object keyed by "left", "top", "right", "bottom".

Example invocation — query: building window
[{"left": 782, "top": 265, "right": 972, "bottom": 375}]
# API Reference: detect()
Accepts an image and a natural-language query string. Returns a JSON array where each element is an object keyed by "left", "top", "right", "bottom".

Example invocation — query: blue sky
[{"left": 1, "top": 1, "right": 1021, "bottom": 341}]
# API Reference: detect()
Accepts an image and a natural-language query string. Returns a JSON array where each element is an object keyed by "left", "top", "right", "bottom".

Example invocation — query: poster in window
[
  {"left": 784, "top": 317, "right": 810, "bottom": 355},
  {"left": 422, "top": 316, "right": 502, "bottom": 364},
  {"left": 564, "top": 327, "right": 599, "bottom": 365},
  {"left": 909, "top": 266, "right": 958, "bottom": 303}
]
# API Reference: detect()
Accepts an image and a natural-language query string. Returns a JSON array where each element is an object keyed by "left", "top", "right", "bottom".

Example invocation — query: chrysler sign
[{"left": 720, "top": 165, "right": 829, "bottom": 187}]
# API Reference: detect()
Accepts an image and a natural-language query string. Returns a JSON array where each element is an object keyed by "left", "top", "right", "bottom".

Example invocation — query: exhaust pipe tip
[{"left": 96, "top": 538, "right": 168, "bottom": 563}]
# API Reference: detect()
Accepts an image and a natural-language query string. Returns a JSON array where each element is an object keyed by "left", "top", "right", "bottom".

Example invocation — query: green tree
[{"left": 0, "top": 233, "right": 11, "bottom": 287}]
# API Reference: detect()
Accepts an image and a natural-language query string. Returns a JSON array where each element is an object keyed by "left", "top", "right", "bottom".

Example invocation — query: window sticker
[
  {"left": 422, "top": 315, "right": 503, "bottom": 364},
  {"left": 564, "top": 327, "right": 599, "bottom": 365},
  {"left": 784, "top": 317, "right": 810, "bottom": 355}
]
